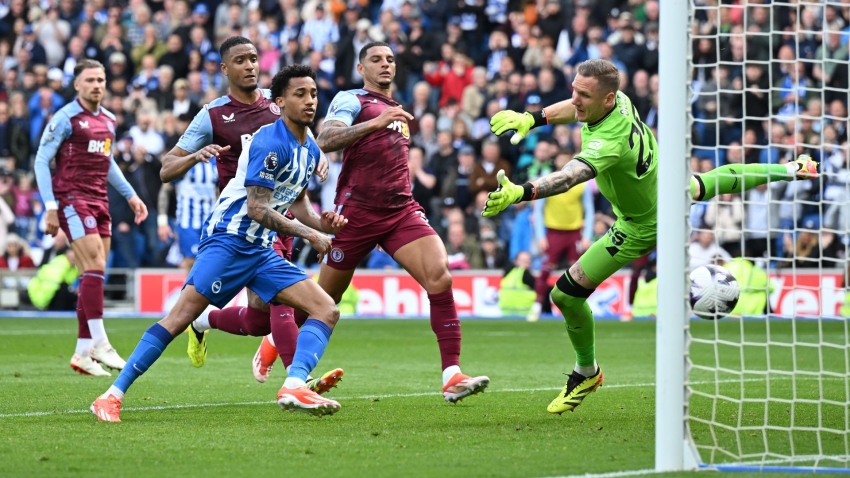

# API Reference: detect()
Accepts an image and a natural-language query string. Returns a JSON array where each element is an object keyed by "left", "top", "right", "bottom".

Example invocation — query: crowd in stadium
[{"left": 0, "top": 0, "right": 846, "bottom": 284}]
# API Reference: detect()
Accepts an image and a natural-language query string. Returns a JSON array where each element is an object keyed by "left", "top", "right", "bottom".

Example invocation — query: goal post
[
  {"left": 657, "top": 0, "right": 850, "bottom": 473},
  {"left": 655, "top": 0, "right": 693, "bottom": 472}
]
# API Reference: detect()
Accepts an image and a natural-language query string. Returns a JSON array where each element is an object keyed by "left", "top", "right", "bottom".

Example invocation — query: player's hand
[
  {"left": 537, "top": 237, "right": 549, "bottom": 253},
  {"left": 128, "top": 195, "right": 149, "bottom": 224},
  {"left": 316, "top": 153, "right": 329, "bottom": 182},
  {"left": 482, "top": 170, "right": 523, "bottom": 217},
  {"left": 158, "top": 224, "right": 173, "bottom": 243},
  {"left": 45, "top": 209, "right": 59, "bottom": 237},
  {"left": 490, "top": 110, "right": 535, "bottom": 145},
  {"left": 320, "top": 210, "right": 347, "bottom": 235},
  {"left": 194, "top": 144, "right": 230, "bottom": 163},
  {"left": 370, "top": 106, "right": 414, "bottom": 129},
  {"left": 308, "top": 233, "right": 333, "bottom": 263}
]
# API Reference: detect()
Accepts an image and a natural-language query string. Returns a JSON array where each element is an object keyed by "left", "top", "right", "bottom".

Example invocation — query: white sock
[
  {"left": 267, "top": 334, "right": 275, "bottom": 347},
  {"left": 87, "top": 319, "right": 108, "bottom": 346},
  {"left": 574, "top": 361, "right": 598, "bottom": 377},
  {"left": 284, "top": 365, "right": 311, "bottom": 381},
  {"left": 102, "top": 385, "right": 124, "bottom": 400},
  {"left": 785, "top": 162, "right": 798, "bottom": 175},
  {"left": 193, "top": 314, "right": 211, "bottom": 332},
  {"left": 442, "top": 365, "right": 461, "bottom": 385},
  {"left": 283, "top": 377, "right": 306, "bottom": 388},
  {"left": 75, "top": 338, "right": 92, "bottom": 357}
]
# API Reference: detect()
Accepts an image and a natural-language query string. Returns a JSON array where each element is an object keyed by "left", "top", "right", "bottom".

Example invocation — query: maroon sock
[
  {"left": 428, "top": 290, "right": 461, "bottom": 370},
  {"left": 208, "top": 306, "right": 271, "bottom": 336},
  {"left": 293, "top": 308, "right": 309, "bottom": 328},
  {"left": 270, "top": 304, "right": 298, "bottom": 368},
  {"left": 535, "top": 269, "right": 551, "bottom": 303},
  {"left": 76, "top": 297, "right": 90, "bottom": 339},
  {"left": 79, "top": 270, "right": 104, "bottom": 321}
]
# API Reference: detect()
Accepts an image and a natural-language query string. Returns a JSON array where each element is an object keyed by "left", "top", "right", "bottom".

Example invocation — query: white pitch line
[
  {"left": 541, "top": 468, "right": 663, "bottom": 478},
  {"left": 0, "top": 375, "right": 840, "bottom": 419}
]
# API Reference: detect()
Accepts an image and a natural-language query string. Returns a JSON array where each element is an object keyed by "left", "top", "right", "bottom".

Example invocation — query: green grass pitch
[{"left": 0, "top": 318, "right": 846, "bottom": 477}]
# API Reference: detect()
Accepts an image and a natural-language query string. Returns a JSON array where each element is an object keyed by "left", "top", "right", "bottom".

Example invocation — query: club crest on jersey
[
  {"left": 212, "top": 280, "right": 222, "bottom": 294},
  {"left": 264, "top": 151, "right": 278, "bottom": 170},
  {"left": 84, "top": 216, "right": 96, "bottom": 229},
  {"left": 269, "top": 103, "right": 280, "bottom": 115},
  {"left": 330, "top": 248, "right": 344, "bottom": 262},
  {"left": 222, "top": 113, "right": 235, "bottom": 123},
  {"left": 387, "top": 120, "right": 409, "bottom": 139},
  {"left": 87, "top": 138, "right": 112, "bottom": 155}
]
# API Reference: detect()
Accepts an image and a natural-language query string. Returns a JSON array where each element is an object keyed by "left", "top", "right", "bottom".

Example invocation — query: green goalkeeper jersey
[{"left": 574, "top": 91, "right": 658, "bottom": 226}]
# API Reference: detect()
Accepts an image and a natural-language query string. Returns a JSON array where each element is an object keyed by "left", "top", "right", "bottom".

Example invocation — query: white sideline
[{"left": 0, "top": 376, "right": 828, "bottom": 419}]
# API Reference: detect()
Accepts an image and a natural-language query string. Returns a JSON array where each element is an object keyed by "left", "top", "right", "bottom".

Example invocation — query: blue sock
[
  {"left": 112, "top": 323, "right": 175, "bottom": 393},
  {"left": 288, "top": 319, "right": 333, "bottom": 382}
]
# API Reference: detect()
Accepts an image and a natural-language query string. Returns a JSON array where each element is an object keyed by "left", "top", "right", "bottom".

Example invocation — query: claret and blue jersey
[{"left": 201, "top": 118, "right": 320, "bottom": 248}]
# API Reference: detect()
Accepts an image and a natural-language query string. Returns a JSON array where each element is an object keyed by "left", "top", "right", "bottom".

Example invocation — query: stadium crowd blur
[{"left": 0, "top": 0, "right": 848, "bottom": 286}]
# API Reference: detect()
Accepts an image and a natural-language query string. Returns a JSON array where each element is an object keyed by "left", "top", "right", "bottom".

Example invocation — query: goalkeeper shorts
[{"left": 578, "top": 218, "right": 657, "bottom": 285}]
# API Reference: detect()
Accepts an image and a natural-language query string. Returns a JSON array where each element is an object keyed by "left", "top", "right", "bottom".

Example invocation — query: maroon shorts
[
  {"left": 58, "top": 199, "right": 111, "bottom": 241},
  {"left": 273, "top": 234, "right": 294, "bottom": 261},
  {"left": 543, "top": 228, "right": 581, "bottom": 269},
  {"left": 326, "top": 202, "right": 436, "bottom": 270}
]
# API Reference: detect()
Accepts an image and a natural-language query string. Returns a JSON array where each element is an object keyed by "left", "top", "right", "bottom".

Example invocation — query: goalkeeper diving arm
[{"left": 490, "top": 100, "right": 578, "bottom": 145}]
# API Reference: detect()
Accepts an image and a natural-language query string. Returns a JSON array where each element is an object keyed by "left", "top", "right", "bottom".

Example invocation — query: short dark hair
[
  {"left": 271, "top": 64, "right": 317, "bottom": 100},
  {"left": 74, "top": 59, "right": 105, "bottom": 78},
  {"left": 358, "top": 41, "right": 391, "bottom": 64},
  {"left": 576, "top": 59, "right": 620, "bottom": 94},
  {"left": 219, "top": 36, "right": 254, "bottom": 61}
]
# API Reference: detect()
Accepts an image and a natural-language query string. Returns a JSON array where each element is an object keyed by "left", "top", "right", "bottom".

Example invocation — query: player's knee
[
  {"left": 552, "top": 272, "right": 595, "bottom": 310},
  {"left": 425, "top": 269, "right": 453, "bottom": 294},
  {"left": 316, "top": 303, "right": 340, "bottom": 327}
]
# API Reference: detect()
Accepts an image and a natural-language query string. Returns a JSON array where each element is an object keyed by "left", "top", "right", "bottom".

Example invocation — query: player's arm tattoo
[
  {"left": 157, "top": 182, "right": 173, "bottom": 217},
  {"left": 246, "top": 186, "right": 320, "bottom": 241},
  {"left": 531, "top": 160, "right": 596, "bottom": 200},
  {"left": 315, "top": 120, "right": 377, "bottom": 152}
]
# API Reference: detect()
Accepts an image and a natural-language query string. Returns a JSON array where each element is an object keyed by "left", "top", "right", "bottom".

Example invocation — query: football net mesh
[{"left": 686, "top": 0, "right": 850, "bottom": 471}]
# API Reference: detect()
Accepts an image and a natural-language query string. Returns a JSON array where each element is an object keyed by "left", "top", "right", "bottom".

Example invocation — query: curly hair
[{"left": 270, "top": 64, "right": 317, "bottom": 100}]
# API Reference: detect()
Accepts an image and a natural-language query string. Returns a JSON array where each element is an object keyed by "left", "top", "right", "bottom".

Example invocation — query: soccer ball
[{"left": 689, "top": 264, "right": 740, "bottom": 320}]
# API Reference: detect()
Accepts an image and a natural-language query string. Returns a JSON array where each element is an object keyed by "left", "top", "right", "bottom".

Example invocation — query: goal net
[{"left": 683, "top": 0, "right": 850, "bottom": 472}]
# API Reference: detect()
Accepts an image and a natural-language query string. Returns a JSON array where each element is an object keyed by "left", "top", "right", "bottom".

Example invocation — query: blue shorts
[
  {"left": 176, "top": 226, "right": 201, "bottom": 259},
  {"left": 185, "top": 235, "right": 309, "bottom": 309}
]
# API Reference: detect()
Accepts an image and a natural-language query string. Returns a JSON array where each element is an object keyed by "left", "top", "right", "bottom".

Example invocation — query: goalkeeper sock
[
  {"left": 692, "top": 163, "right": 791, "bottom": 201},
  {"left": 551, "top": 272, "right": 596, "bottom": 370}
]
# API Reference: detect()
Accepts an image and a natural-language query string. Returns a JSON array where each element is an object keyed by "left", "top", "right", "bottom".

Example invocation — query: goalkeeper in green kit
[{"left": 484, "top": 59, "right": 819, "bottom": 415}]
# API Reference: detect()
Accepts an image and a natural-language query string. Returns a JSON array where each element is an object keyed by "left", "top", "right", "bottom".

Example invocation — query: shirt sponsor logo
[
  {"left": 87, "top": 138, "right": 112, "bottom": 155},
  {"left": 259, "top": 171, "right": 274, "bottom": 180},
  {"left": 387, "top": 120, "right": 409, "bottom": 139},
  {"left": 222, "top": 113, "right": 235, "bottom": 123}
]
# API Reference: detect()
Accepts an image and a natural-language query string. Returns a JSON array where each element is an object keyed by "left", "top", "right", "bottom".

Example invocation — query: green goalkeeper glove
[
  {"left": 490, "top": 110, "right": 535, "bottom": 145},
  {"left": 482, "top": 170, "right": 524, "bottom": 217}
]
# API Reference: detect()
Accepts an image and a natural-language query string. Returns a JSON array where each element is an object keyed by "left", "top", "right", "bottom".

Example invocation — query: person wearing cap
[
  {"left": 199, "top": 51, "right": 225, "bottom": 92},
  {"left": 20, "top": 24, "right": 48, "bottom": 66}
]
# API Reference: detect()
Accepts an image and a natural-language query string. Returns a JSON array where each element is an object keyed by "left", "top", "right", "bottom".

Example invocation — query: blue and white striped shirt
[
  {"left": 175, "top": 158, "right": 218, "bottom": 230},
  {"left": 201, "top": 119, "right": 320, "bottom": 248}
]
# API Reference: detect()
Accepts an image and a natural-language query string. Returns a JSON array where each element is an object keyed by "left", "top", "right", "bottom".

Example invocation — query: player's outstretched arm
[
  {"left": 482, "top": 160, "right": 595, "bottom": 217},
  {"left": 288, "top": 190, "right": 348, "bottom": 234},
  {"left": 491, "top": 100, "right": 578, "bottom": 145},
  {"left": 246, "top": 186, "right": 334, "bottom": 261},
  {"left": 160, "top": 145, "right": 230, "bottom": 183}
]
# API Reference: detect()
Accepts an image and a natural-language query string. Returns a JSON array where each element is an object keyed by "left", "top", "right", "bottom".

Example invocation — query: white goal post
[{"left": 657, "top": 0, "right": 850, "bottom": 473}]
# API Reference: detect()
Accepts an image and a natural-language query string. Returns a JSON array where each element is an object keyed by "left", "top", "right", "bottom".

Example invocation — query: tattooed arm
[
  {"left": 530, "top": 159, "right": 596, "bottom": 199},
  {"left": 247, "top": 186, "right": 334, "bottom": 259},
  {"left": 315, "top": 120, "right": 378, "bottom": 152}
]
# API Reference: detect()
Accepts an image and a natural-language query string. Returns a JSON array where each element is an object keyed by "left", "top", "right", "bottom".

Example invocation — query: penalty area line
[{"left": 541, "top": 468, "right": 665, "bottom": 478}]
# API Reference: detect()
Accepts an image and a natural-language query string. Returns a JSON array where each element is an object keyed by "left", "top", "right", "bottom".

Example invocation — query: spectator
[
  {"left": 469, "top": 139, "right": 511, "bottom": 196},
  {"left": 441, "top": 144, "right": 475, "bottom": 212},
  {"left": 16, "top": 24, "right": 48, "bottom": 66},
  {"left": 703, "top": 193, "right": 745, "bottom": 257},
  {"left": 0, "top": 233, "right": 35, "bottom": 270},
  {"left": 689, "top": 231, "right": 732, "bottom": 270},
  {"left": 131, "top": 25, "right": 168, "bottom": 70},
  {"left": 300, "top": 3, "right": 339, "bottom": 53},
  {"left": 425, "top": 53, "right": 473, "bottom": 108},
  {"left": 158, "top": 34, "right": 190, "bottom": 81},
  {"left": 481, "top": 230, "right": 508, "bottom": 270},
  {"left": 409, "top": 146, "right": 436, "bottom": 219},
  {"left": 128, "top": 112, "right": 165, "bottom": 156},
  {"left": 445, "top": 222, "right": 483, "bottom": 270},
  {"left": 26, "top": 244, "right": 79, "bottom": 311}
]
